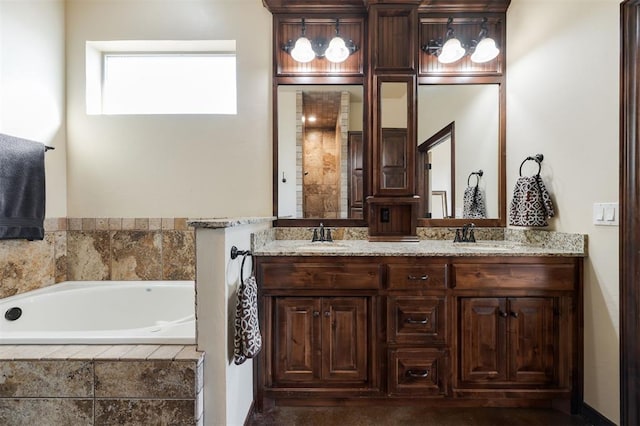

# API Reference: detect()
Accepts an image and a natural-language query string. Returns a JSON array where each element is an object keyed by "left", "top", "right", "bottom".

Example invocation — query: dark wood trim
[
  {"left": 417, "top": 121, "right": 456, "bottom": 219},
  {"left": 620, "top": 2, "right": 640, "bottom": 425},
  {"left": 581, "top": 403, "right": 616, "bottom": 426}
]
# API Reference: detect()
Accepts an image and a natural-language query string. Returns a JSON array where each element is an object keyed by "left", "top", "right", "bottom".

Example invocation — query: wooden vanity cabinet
[
  {"left": 256, "top": 255, "right": 582, "bottom": 412},
  {"left": 386, "top": 259, "right": 451, "bottom": 397},
  {"left": 451, "top": 258, "right": 582, "bottom": 412},
  {"left": 256, "top": 257, "right": 382, "bottom": 404}
]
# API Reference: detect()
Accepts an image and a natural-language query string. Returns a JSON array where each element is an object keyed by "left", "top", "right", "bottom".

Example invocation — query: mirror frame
[
  {"left": 270, "top": 12, "right": 507, "bottom": 228},
  {"left": 416, "top": 78, "right": 506, "bottom": 227}
]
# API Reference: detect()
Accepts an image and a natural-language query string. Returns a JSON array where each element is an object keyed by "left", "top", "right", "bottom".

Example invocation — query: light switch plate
[{"left": 593, "top": 202, "right": 619, "bottom": 226}]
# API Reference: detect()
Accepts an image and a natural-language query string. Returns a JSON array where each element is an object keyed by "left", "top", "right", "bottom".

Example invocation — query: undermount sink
[{"left": 295, "top": 243, "right": 349, "bottom": 251}]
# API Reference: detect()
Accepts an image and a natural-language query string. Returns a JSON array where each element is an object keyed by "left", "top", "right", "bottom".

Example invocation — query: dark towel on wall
[{"left": 0, "top": 133, "right": 46, "bottom": 240}]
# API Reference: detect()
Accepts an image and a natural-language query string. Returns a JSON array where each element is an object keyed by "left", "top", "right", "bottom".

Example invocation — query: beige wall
[
  {"left": 508, "top": 0, "right": 620, "bottom": 422},
  {"left": 0, "top": 0, "right": 67, "bottom": 218},
  {"left": 65, "top": 0, "right": 272, "bottom": 218}
]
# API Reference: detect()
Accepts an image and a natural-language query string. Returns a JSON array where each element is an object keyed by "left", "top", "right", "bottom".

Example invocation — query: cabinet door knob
[
  {"left": 324, "top": 311, "right": 331, "bottom": 317},
  {"left": 406, "top": 369, "right": 429, "bottom": 378},
  {"left": 407, "top": 274, "right": 429, "bottom": 281},
  {"left": 313, "top": 311, "right": 320, "bottom": 317},
  {"left": 498, "top": 310, "right": 508, "bottom": 318},
  {"left": 510, "top": 311, "right": 519, "bottom": 318},
  {"left": 404, "top": 317, "right": 429, "bottom": 325}
]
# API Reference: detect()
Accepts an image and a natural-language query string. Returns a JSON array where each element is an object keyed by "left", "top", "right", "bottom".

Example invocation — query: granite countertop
[
  {"left": 253, "top": 239, "right": 586, "bottom": 257},
  {"left": 187, "top": 216, "right": 275, "bottom": 229}
]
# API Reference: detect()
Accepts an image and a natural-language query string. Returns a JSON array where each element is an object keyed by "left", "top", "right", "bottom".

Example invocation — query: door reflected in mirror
[
  {"left": 277, "top": 85, "right": 364, "bottom": 219},
  {"left": 380, "top": 82, "right": 409, "bottom": 190},
  {"left": 418, "top": 84, "right": 499, "bottom": 219}
]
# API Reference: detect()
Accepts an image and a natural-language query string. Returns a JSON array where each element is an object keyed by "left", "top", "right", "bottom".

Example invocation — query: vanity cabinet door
[
  {"left": 274, "top": 298, "right": 322, "bottom": 384},
  {"left": 508, "top": 297, "right": 557, "bottom": 385},
  {"left": 460, "top": 298, "right": 508, "bottom": 384},
  {"left": 273, "top": 297, "right": 368, "bottom": 386},
  {"left": 459, "top": 297, "right": 558, "bottom": 387},
  {"left": 322, "top": 297, "right": 368, "bottom": 383}
]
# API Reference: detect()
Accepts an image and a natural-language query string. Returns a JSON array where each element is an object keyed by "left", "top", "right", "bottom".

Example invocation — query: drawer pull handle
[
  {"left": 406, "top": 369, "right": 429, "bottom": 378},
  {"left": 407, "top": 274, "right": 429, "bottom": 281},
  {"left": 405, "top": 317, "right": 429, "bottom": 325}
]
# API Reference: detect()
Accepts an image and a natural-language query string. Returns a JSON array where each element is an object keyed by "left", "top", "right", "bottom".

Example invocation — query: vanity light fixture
[
  {"left": 438, "top": 18, "right": 466, "bottom": 64},
  {"left": 287, "top": 19, "right": 315, "bottom": 63},
  {"left": 282, "top": 18, "right": 358, "bottom": 64},
  {"left": 469, "top": 18, "right": 500, "bottom": 63},
  {"left": 324, "top": 19, "right": 356, "bottom": 63},
  {"left": 422, "top": 17, "right": 500, "bottom": 64}
]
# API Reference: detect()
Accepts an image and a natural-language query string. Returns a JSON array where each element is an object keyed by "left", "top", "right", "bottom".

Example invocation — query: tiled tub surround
[
  {"left": 0, "top": 345, "right": 203, "bottom": 425},
  {"left": 0, "top": 218, "right": 195, "bottom": 299}
]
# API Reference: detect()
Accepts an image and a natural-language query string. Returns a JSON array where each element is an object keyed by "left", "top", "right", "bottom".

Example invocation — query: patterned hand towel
[
  {"left": 463, "top": 185, "right": 487, "bottom": 219},
  {"left": 0, "top": 133, "right": 46, "bottom": 240},
  {"left": 233, "top": 273, "right": 262, "bottom": 365},
  {"left": 509, "top": 175, "right": 555, "bottom": 227}
]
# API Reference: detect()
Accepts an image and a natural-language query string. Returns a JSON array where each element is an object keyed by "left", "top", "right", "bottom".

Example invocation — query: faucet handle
[
  {"left": 312, "top": 228, "right": 319, "bottom": 242},
  {"left": 453, "top": 229, "right": 462, "bottom": 243},
  {"left": 468, "top": 229, "right": 475, "bottom": 243},
  {"left": 325, "top": 228, "right": 333, "bottom": 242}
]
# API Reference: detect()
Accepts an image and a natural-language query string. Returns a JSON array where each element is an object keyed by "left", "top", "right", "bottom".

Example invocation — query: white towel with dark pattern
[
  {"left": 233, "top": 274, "right": 262, "bottom": 365},
  {"left": 462, "top": 185, "right": 487, "bottom": 219},
  {"left": 509, "top": 175, "right": 555, "bottom": 227}
]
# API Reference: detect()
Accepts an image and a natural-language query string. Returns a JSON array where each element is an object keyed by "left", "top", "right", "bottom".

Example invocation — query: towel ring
[
  {"left": 519, "top": 154, "right": 544, "bottom": 176},
  {"left": 240, "top": 252, "right": 254, "bottom": 283},
  {"left": 467, "top": 170, "right": 484, "bottom": 186}
]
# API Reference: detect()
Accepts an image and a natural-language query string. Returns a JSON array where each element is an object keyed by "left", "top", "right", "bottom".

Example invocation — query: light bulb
[
  {"left": 471, "top": 37, "right": 499, "bottom": 63},
  {"left": 290, "top": 37, "right": 315, "bottom": 63},
  {"left": 438, "top": 38, "right": 465, "bottom": 64},
  {"left": 325, "top": 36, "right": 350, "bottom": 63}
]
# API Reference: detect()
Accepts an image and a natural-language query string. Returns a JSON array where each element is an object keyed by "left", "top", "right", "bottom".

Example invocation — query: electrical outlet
[{"left": 381, "top": 208, "right": 390, "bottom": 223}]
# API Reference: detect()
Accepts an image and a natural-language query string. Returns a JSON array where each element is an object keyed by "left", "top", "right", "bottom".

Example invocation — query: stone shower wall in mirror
[
  {"left": 278, "top": 85, "right": 364, "bottom": 219},
  {"left": 418, "top": 84, "right": 499, "bottom": 219}
]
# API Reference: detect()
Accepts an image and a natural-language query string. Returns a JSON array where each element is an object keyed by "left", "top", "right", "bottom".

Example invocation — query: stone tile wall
[
  {"left": 0, "top": 218, "right": 195, "bottom": 299},
  {"left": 0, "top": 345, "right": 203, "bottom": 425}
]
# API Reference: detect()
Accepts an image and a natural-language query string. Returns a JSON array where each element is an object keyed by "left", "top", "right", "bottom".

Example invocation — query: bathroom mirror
[
  {"left": 277, "top": 85, "right": 364, "bottom": 219},
  {"left": 379, "top": 81, "right": 410, "bottom": 192},
  {"left": 417, "top": 84, "right": 500, "bottom": 220}
]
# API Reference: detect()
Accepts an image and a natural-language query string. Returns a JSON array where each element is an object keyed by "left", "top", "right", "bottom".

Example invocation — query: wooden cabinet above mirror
[{"left": 265, "top": 0, "right": 510, "bottom": 230}]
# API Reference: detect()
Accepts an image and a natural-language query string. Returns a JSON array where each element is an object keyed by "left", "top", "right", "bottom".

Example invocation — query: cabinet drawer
[
  {"left": 387, "top": 264, "right": 447, "bottom": 289},
  {"left": 453, "top": 264, "right": 575, "bottom": 290},
  {"left": 260, "top": 262, "right": 380, "bottom": 290},
  {"left": 388, "top": 348, "right": 448, "bottom": 396},
  {"left": 387, "top": 296, "right": 446, "bottom": 344}
]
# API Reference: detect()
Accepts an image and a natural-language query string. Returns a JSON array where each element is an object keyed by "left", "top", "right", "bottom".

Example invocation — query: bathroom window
[{"left": 86, "top": 40, "right": 237, "bottom": 115}]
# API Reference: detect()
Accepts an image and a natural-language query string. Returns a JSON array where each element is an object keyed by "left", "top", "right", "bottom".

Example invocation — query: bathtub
[{"left": 0, "top": 281, "right": 196, "bottom": 345}]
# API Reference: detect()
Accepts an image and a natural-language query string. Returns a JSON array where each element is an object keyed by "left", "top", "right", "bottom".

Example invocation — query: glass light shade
[
  {"left": 290, "top": 37, "right": 315, "bottom": 63},
  {"left": 325, "top": 36, "right": 350, "bottom": 63},
  {"left": 438, "top": 38, "right": 466, "bottom": 64},
  {"left": 471, "top": 37, "right": 499, "bottom": 63}
]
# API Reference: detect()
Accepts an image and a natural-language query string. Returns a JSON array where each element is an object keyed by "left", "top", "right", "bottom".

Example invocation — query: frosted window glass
[{"left": 102, "top": 54, "right": 236, "bottom": 115}]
